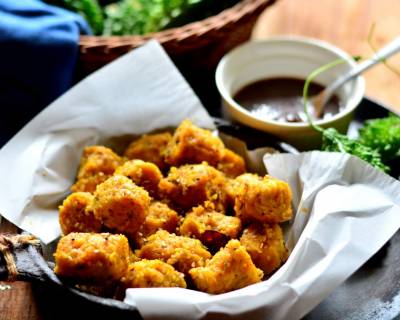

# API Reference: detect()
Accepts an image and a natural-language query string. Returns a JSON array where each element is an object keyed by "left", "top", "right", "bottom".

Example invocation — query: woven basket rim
[{"left": 79, "top": 0, "right": 275, "bottom": 49}]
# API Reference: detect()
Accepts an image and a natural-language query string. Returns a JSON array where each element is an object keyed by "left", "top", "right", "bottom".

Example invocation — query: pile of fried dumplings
[{"left": 54, "top": 119, "right": 293, "bottom": 296}]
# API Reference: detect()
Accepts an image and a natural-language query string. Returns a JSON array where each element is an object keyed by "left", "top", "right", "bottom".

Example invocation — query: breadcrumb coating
[
  {"left": 217, "top": 149, "right": 246, "bottom": 178},
  {"left": 224, "top": 178, "right": 241, "bottom": 209},
  {"left": 59, "top": 192, "right": 102, "bottom": 235},
  {"left": 72, "top": 146, "right": 122, "bottom": 193},
  {"left": 91, "top": 175, "right": 151, "bottom": 237},
  {"left": 124, "top": 132, "right": 171, "bottom": 170},
  {"left": 189, "top": 240, "right": 263, "bottom": 294},
  {"left": 77, "top": 146, "right": 122, "bottom": 179},
  {"left": 122, "top": 259, "right": 186, "bottom": 288},
  {"left": 57, "top": 121, "right": 293, "bottom": 294},
  {"left": 54, "top": 233, "right": 129, "bottom": 284},
  {"left": 71, "top": 173, "right": 110, "bottom": 193},
  {"left": 240, "top": 223, "right": 288, "bottom": 275},
  {"left": 179, "top": 205, "right": 241, "bottom": 240},
  {"left": 158, "top": 162, "right": 228, "bottom": 211},
  {"left": 234, "top": 173, "right": 292, "bottom": 223},
  {"left": 114, "top": 159, "right": 163, "bottom": 197},
  {"left": 163, "top": 119, "right": 224, "bottom": 166},
  {"left": 134, "top": 201, "right": 180, "bottom": 247},
  {"left": 138, "top": 230, "right": 211, "bottom": 274}
]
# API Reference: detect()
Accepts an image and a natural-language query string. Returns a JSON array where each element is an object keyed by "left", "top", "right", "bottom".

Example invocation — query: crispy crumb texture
[
  {"left": 189, "top": 240, "right": 263, "bottom": 294},
  {"left": 92, "top": 175, "right": 151, "bottom": 237},
  {"left": 124, "top": 132, "right": 171, "bottom": 170},
  {"left": 72, "top": 146, "right": 122, "bottom": 193},
  {"left": 122, "top": 259, "right": 186, "bottom": 288},
  {"left": 54, "top": 233, "right": 129, "bottom": 284},
  {"left": 138, "top": 230, "right": 211, "bottom": 274},
  {"left": 234, "top": 173, "right": 293, "bottom": 223},
  {"left": 180, "top": 204, "right": 241, "bottom": 240},
  {"left": 158, "top": 162, "right": 228, "bottom": 211},
  {"left": 59, "top": 192, "right": 102, "bottom": 235},
  {"left": 114, "top": 159, "right": 163, "bottom": 197},
  {"left": 241, "top": 223, "right": 288, "bottom": 275},
  {"left": 55, "top": 120, "right": 292, "bottom": 295}
]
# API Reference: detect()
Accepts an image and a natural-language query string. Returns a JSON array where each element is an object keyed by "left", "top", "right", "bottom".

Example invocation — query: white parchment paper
[
  {"left": 124, "top": 152, "right": 400, "bottom": 320},
  {"left": 0, "top": 40, "right": 399, "bottom": 320},
  {"left": 0, "top": 41, "right": 213, "bottom": 244}
]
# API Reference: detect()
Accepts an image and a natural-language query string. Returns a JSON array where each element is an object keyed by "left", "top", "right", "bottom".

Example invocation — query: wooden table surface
[
  {"left": 253, "top": 0, "right": 400, "bottom": 113},
  {"left": 1, "top": 0, "right": 400, "bottom": 319}
]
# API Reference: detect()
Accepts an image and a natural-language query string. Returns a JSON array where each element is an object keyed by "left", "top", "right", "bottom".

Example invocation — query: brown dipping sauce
[{"left": 233, "top": 77, "right": 344, "bottom": 123}]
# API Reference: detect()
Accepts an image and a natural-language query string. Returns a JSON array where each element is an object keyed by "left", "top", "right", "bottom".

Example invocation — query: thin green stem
[{"left": 303, "top": 58, "right": 346, "bottom": 133}]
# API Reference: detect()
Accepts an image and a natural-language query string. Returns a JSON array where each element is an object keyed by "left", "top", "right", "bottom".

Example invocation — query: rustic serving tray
[{"left": 0, "top": 97, "right": 398, "bottom": 320}]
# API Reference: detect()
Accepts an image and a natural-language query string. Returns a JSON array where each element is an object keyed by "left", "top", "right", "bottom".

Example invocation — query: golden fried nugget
[
  {"left": 217, "top": 149, "right": 246, "bottom": 178},
  {"left": 54, "top": 233, "right": 129, "bottom": 284},
  {"left": 59, "top": 192, "right": 102, "bottom": 235},
  {"left": 158, "top": 162, "right": 227, "bottom": 211},
  {"left": 77, "top": 146, "right": 122, "bottom": 179},
  {"left": 124, "top": 132, "right": 171, "bottom": 170},
  {"left": 234, "top": 173, "right": 292, "bottom": 223},
  {"left": 138, "top": 230, "right": 211, "bottom": 274},
  {"left": 114, "top": 159, "right": 163, "bottom": 197},
  {"left": 92, "top": 175, "right": 151, "bottom": 237},
  {"left": 163, "top": 119, "right": 224, "bottom": 166},
  {"left": 72, "top": 146, "right": 123, "bottom": 193},
  {"left": 122, "top": 259, "right": 186, "bottom": 288},
  {"left": 240, "top": 223, "right": 288, "bottom": 275},
  {"left": 128, "top": 249, "right": 140, "bottom": 264},
  {"left": 134, "top": 201, "right": 180, "bottom": 247},
  {"left": 71, "top": 173, "right": 110, "bottom": 193},
  {"left": 179, "top": 205, "right": 241, "bottom": 240},
  {"left": 224, "top": 178, "right": 241, "bottom": 209},
  {"left": 189, "top": 239, "right": 263, "bottom": 294}
]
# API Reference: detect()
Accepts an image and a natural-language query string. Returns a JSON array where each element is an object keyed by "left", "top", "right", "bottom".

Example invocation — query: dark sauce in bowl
[{"left": 233, "top": 77, "right": 344, "bottom": 123}]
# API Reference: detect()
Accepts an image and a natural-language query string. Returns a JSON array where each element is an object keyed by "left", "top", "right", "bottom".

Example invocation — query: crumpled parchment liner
[{"left": 124, "top": 151, "right": 400, "bottom": 320}]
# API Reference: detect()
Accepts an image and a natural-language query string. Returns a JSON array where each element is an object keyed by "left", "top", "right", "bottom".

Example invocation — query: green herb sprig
[
  {"left": 359, "top": 114, "right": 400, "bottom": 161},
  {"left": 302, "top": 59, "right": 390, "bottom": 172}
]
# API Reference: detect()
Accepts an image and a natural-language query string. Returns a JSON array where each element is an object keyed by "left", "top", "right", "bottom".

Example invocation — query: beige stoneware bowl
[{"left": 215, "top": 37, "right": 365, "bottom": 150}]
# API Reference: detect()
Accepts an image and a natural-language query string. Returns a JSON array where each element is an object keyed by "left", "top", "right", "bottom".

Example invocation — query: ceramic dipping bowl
[{"left": 215, "top": 36, "right": 365, "bottom": 150}]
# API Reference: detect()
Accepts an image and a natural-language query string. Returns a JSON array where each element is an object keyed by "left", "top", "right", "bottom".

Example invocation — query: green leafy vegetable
[
  {"left": 45, "top": 0, "right": 104, "bottom": 35},
  {"left": 46, "top": 0, "right": 241, "bottom": 35},
  {"left": 103, "top": 0, "right": 241, "bottom": 36},
  {"left": 321, "top": 127, "right": 390, "bottom": 172},
  {"left": 359, "top": 114, "right": 400, "bottom": 161},
  {"left": 303, "top": 59, "right": 390, "bottom": 172}
]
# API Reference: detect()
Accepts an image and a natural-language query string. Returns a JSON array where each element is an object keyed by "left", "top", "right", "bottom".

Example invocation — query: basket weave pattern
[{"left": 78, "top": 0, "right": 277, "bottom": 75}]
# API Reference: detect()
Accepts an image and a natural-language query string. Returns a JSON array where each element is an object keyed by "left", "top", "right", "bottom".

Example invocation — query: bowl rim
[{"left": 215, "top": 35, "right": 366, "bottom": 128}]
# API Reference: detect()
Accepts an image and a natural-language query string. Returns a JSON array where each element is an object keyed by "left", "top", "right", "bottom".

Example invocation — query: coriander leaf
[
  {"left": 322, "top": 128, "right": 390, "bottom": 172},
  {"left": 359, "top": 114, "right": 400, "bottom": 161}
]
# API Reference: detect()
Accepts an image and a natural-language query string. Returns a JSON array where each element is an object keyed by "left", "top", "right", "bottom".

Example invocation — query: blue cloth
[{"left": 0, "top": 0, "right": 90, "bottom": 146}]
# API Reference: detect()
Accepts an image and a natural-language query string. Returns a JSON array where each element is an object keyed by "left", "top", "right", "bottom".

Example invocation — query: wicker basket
[
  {"left": 78, "top": 0, "right": 276, "bottom": 76},
  {"left": 78, "top": 0, "right": 277, "bottom": 111}
]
